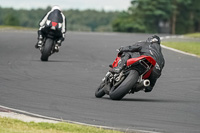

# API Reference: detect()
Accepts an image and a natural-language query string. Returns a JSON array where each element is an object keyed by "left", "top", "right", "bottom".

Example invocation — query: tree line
[
  {"left": 0, "top": 0, "right": 200, "bottom": 34},
  {"left": 0, "top": 6, "right": 118, "bottom": 32},
  {"left": 113, "top": 0, "right": 200, "bottom": 34}
]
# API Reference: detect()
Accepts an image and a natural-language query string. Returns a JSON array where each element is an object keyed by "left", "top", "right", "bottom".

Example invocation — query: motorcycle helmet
[
  {"left": 147, "top": 35, "right": 160, "bottom": 44},
  {"left": 51, "top": 5, "right": 61, "bottom": 11}
]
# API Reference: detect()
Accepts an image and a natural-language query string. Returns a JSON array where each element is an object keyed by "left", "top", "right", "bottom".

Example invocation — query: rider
[
  {"left": 35, "top": 5, "right": 66, "bottom": 52},
  {"left": 110, "top": 35, "right": 165, "bottom": 92}
]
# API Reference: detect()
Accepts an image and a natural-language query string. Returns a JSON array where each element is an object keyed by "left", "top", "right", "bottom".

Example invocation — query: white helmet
[{"left": 51, "top": 6, "right": 61, "bottom": 11}]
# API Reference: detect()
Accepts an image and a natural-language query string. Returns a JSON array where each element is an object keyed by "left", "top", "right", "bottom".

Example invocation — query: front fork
[
  {"left": 102, "top": 71, "right": 112, "bottom": 82},
  {"left": 102, "top": 71, "right": 125, "bottom": 94},
  {"left": 102, "top": 72, "right": 112, "bottom": 94}
]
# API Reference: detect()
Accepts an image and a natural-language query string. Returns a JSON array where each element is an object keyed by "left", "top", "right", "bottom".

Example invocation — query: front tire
[
  {"left": 41, "top": 38, "right": 53, "bottom": 61},
  {"left": 109, "top": 70, "right": 139, "bottom": 100},
  {"left": 95, "top": 81, "right": 106, "bottom": 98}
]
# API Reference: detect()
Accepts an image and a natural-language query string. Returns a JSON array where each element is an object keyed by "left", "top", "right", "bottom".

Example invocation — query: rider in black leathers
[
  {"left": 110, "top": 35, "right": 165, "bottom": 92},
  {"left": 35, "top": 6, "right": 66, "bottom": 52}
]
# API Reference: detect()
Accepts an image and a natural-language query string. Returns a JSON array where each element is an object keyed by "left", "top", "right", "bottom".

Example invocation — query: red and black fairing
[{"left": 112, "top": 55, "right": 156, "bottom": 79}]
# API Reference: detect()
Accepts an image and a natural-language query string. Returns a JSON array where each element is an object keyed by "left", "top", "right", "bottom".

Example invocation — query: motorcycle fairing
[
  {"left": 112, "top": 55, "right": 156, "bottom": 68},
  {"left": 112, "top": 56, "right": 121, "bottom": 68},
  {"left": 127, "top": 55, "right": 156, "bottom": 79},
  {"left": 126, "top": 55, "right": 156, "bottom": 66},
  {"left": 112, "top": 55, "right": 156, "bottom": 79}
]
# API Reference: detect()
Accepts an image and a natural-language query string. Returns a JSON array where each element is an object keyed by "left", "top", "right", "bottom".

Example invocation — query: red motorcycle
[{"left": 95, "top": 52, "right": 156, "bottom": 100}]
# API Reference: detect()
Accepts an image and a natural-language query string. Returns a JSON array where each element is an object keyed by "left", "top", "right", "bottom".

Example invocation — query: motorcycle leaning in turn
[{"left": 95, "top": 50, "right": 156, "bottom": 100}]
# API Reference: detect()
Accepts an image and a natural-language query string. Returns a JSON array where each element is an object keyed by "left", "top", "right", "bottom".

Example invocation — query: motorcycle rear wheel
[
  {"left": 41, "top": 38, "right": 53, "bottom": 61},
  {"left": 109, "top": 70, "right": 139, "bottom": 100}
]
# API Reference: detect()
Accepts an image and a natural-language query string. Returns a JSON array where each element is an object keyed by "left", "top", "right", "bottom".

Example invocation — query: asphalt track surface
[{"left": 0, "top": 30, "right": 200, "bottom": 133}]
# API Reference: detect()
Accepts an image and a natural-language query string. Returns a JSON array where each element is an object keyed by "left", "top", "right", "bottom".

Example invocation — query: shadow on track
[
  {"left": 101, "top": 97, "right": 192, "bottom": 103},
  {"left": 31, "top": 59, "right": 80, "bottom": 63}
]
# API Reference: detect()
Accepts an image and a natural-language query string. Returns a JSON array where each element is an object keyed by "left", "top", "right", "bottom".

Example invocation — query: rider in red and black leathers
[
  {"left": 110, "top": 35, "right": 165, "bottom": 92},
  {"left": 35, "top": 6, "right": 66, "bottom": 51}
]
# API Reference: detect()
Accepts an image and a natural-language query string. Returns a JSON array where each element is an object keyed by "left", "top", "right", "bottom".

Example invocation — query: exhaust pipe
[
  {"left": 134, "top": 79, "right": 150, "bottom": 92},
  {"left": 143, "top": 79, "right": 150, "bottom": 87}
]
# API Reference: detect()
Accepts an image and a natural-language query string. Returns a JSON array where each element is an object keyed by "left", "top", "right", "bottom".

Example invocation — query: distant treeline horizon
[
  {"left": 0, "top": 6, "right": 119, "bottom": 32},
  {"left": 1, "top": 0, "right": 200, "bottom": 34}
]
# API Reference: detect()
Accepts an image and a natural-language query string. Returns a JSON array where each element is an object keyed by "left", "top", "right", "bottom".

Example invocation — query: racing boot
[
  {"left": 35, "top": 35, "right": 43, "bottom": 49},
  {"left": 109, "top": 52, "right": 131, "bottom": 74},
  {"left": 54, "top": 40, "right": 62, "bottom": 52},
  {"left": 144, "top": 86, "right": 153, "bottom": 92},
  {"left": 54, "top": 44, "right": 60, "bottom": 52}
]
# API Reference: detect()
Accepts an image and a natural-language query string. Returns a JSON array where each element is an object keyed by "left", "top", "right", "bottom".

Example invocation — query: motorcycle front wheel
[
  {"left": 95, "top": 81, "right": 106, "bottom": 98},
  {"left": 41, "top": 38, "right": 53, "bottom": 61},
  {"left": 109, "top": 70, "right": 139, "bottom": 100}
]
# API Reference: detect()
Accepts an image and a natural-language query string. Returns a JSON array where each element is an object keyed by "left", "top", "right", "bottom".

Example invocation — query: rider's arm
[
  {"left": 61, "top": 13, "right": 66, "bottom": 34},
  {"left": 121, "top": 43, "right": 142, "bottom": 52},
  {"left": 39, "top": 11, "right": 51, "bottom": 27}
]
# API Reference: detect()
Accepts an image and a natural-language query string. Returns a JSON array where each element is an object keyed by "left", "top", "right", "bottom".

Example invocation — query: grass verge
[
  {"left": 162, "top": 33, "right": 200, "bottom": 56},
  {"left": 0, "top": 117, "right": 123, "bottom": 133},
  {"left": 184, "top": 32, "right": 200, "bottom": 38},
  {"left": 0, "top": 25, "right": 36, "bottom": 30},
  {"left": 162, "top": 41, "right": 200, "bottom": 56}
]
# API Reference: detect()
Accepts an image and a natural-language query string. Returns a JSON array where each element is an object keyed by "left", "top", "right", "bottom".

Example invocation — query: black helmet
[{"left": 147, "top": 35, "right": 160, "bottom": 44}]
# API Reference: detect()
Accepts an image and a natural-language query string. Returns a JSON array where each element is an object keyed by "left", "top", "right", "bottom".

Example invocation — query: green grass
[
  {"left": 162, "top": 41, "right": 200, "bottom": 56},
  {"left": 0, "top": 117, "right": 123, "bottom": 133},
  {"left": 0, "top": 25, "right": 36, "bottom": 30},
  {"left": 162, "top": 32, "right": 200, "bottom": 56},
  {"left": 184, "top": 32, "right": 200, "bottom": 38}
]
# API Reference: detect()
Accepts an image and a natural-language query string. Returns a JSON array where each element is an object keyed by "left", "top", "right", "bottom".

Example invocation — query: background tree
[
  {"left": 173, "top": 0, "right": 200, "bottom": 34},
  {"left": 112, "top": 0, "right": 200, "bottom": 34},
  {"left": 113, "top": 0, "right": 172, "bottom": 33},
  {"left": 112, "top": 11, "right": 146, "bottom": 32},
  {"left": 4, "top": 13, "right": 19, "bottom": 26},
  {"left": 64, "top": 9, "right": 118, "bottom": 32}
]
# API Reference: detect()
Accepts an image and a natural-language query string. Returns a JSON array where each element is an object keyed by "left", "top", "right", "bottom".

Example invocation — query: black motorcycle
[{"left": 38, "top": 22, "right": 60, "bottom": 61}]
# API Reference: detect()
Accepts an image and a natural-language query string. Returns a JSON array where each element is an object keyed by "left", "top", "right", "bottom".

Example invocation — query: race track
[{"left": 0, "top": 30, "right": 200, "bottom": 133}]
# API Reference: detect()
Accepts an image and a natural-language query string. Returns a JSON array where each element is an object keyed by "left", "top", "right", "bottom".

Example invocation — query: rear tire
[
  {"left": 41, "top": 38, "right": 53, "bottom": 61},
  {"left": 109, "top": 70, "right": 139, "bottom": 100},
  {"left": 95, "top": 81, "right": 106, "bottom": 98}
]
